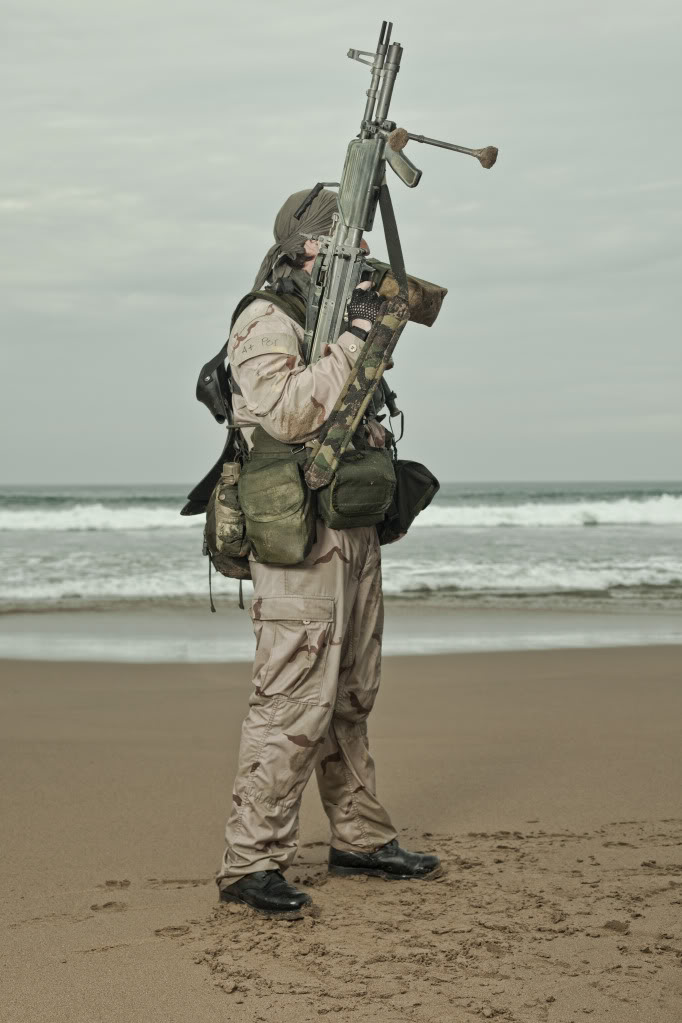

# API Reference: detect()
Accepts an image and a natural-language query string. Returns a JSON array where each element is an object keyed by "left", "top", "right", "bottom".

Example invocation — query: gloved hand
[{"left": 349, "top": 286, "right": 384, "bottom": 332}]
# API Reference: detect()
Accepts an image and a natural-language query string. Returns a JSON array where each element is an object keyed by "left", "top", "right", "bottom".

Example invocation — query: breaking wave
[
  {"left": 0, "top": 503, "right": 197, "bottom": 532},
  {"left": 380, "top": 558, "right": 682, "bottom": 595},
  {"left": 2, "top": 556, "right": 681, "bottom": 608},
  {"left": 416, "top": 495, "right": 682, "bottom": 528},
  {"left": 1, "top": 494, "right": 682, "bottom": 532}
]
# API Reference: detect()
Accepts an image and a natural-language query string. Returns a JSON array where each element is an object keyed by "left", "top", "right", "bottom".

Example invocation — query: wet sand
[
  {"left": 1, "top": 647, "right": 681, "bottom": 1022},
  {"left": 2, "top": 602, "right": 682, "bottom": 661}
]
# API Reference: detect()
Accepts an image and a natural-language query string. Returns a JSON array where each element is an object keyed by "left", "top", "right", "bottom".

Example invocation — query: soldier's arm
[{"left": 230, "top": 300, "right": 364, "bottom": 444}]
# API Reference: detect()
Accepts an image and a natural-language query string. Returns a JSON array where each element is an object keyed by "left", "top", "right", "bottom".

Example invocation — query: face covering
[{"left": 252, "top": 187, "right": 338, "bottom": 291}]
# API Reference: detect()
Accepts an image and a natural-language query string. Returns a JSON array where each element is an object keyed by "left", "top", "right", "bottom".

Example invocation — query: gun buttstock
[{"left": 386, "top": 146, "right": 422, "bottom": 188}]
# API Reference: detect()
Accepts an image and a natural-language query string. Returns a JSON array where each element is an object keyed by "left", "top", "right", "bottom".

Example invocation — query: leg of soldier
[
  {"left": 315, "top": 526, "right": 398, "bottom": 852},
  {"left": 217, "top": 522, "right": 372, "bottom": 887}
]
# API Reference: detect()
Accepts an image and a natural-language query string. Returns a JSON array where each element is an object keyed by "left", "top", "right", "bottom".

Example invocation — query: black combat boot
[
  {"left": 329, "top": 838, "right": 441, "bottom": 880},
  {"left": 219, "top": 870, "right": 312, "bottom": 917}
]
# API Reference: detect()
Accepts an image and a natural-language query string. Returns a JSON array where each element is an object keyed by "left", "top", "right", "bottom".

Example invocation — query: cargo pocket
[{"left": 250, "top": 596, "right": 334, "bottom": 705}]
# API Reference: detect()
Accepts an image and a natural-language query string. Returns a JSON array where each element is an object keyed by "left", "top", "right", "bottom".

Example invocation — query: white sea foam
[
  {"left": 0, "top": 503, "right": 198, "bottom": 532},
  {"left": 414, "top": 494, "right": 682, "bottom": 528},
  {"left": 1, "top": 494, "right": 682, "bottom": 532},
  {"left": 1, "top": 555, "right": 680, "bottom": 606},
  {"left": 380, "top": 557, "right": 682, "bottom": 595},
  {"left": 0, "top": 565, "right": 241, "bottom": 603}
]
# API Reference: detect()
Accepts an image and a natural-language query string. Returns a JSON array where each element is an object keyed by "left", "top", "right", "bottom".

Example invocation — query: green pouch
[
  {"left": 204, "top": 461, "right": 252, "bottom": 579},
  {"left": 376, "top": 459, "right": 440, "bottom": 545},
  {"left": 317, "top": 447, "right": 396, "bottom": 530},
  {"left": 238, "top": 427, "right": 316, "bottom": 565}
]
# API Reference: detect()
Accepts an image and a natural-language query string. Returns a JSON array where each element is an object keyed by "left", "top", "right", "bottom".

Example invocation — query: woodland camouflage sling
[{"left": 305, "top": 296, "right": 410, "bottom": 491}]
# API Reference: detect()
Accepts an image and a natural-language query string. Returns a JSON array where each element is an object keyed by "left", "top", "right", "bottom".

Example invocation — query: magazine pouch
[
  {"left": 238, "top": 427, "right": 316, "bottom": 565},
  {"left": 317, "top": 447, "right": 396, "bottom": 530}
]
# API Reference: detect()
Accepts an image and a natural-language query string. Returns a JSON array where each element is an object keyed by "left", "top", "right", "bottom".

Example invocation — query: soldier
[{"left": 217, "top": 188, "right": 440, "bottom": 916}]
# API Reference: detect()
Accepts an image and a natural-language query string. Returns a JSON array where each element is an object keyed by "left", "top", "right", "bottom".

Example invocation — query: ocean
[{"left": 1, "top": 480, "right": 681, "bottom": 613}]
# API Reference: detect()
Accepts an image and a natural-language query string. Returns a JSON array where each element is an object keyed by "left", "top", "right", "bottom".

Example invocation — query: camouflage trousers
[{"left": 218, "top": 522, "right": 397, "bottom": 885}]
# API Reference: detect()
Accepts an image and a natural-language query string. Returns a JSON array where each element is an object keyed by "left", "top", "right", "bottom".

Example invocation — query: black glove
[{"left": 348, "top": 287, "right": 384, "bottom": 325}]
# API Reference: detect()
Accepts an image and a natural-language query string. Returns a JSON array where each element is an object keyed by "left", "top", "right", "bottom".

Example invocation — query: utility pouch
[
  {"left": 204, "top": 461, "right": 252, "bottom": 579},
  {"left": 238, "top": 427, "right": 316, "bottom": 565},
  {"left": 317, "top": 447, "right": 396, "bottom": 530},
  {"left": 376, "top": 459, "right": 440, "bottom": 545}
]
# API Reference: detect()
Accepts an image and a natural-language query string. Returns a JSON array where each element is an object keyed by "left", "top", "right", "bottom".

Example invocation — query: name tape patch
[{"left": 230, "top": 332, "right": 299, "bottom": 367}]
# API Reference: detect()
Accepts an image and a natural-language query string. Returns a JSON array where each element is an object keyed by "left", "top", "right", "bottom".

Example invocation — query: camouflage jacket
[{"left": 228, "top": 299, "right": 385, "bottom": 448}]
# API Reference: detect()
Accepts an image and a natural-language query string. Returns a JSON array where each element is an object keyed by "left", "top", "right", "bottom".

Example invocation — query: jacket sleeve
[{"left": 229, "top": 300, "right": 365, "bottom": 444}]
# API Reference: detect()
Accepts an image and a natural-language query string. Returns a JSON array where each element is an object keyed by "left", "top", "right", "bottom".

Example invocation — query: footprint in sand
[
  {"left": 101, "top": 879, "right": 131, "bottom": 889},
  {"left": 145, "top": 878, "right": 212, "bottom": 890},
  {"left": 155, "top": 925, "right": 191, "bottom": 938},
  {"left": 90, "top": 901, "right": 127, "bottom": 912}
]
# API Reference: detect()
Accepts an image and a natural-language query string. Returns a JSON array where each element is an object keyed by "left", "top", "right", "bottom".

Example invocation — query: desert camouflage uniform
[{"left": 218, "top": 299, "right": 397, "bottom": 885}]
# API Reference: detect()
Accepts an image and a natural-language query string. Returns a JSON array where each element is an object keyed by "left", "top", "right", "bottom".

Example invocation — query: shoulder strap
[{"left": 230, "top": 289, "right": 306, "bottom": 331}]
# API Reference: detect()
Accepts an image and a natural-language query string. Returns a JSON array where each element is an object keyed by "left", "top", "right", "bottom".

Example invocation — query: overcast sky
[{"left": 1, "top": 0, "right": 680, "bottom": 484}]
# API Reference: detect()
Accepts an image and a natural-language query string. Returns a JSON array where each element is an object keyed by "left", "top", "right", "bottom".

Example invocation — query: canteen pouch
[
  {"left": 238, "top": 427, "right": 316, "bottom": 565},
  {"left": 317, "top": 447, "right": 396, "bottom": 530},
  {"left": 376, "top": 459, "right": 440, "bottom": 545},
  {"left": 204, "top": 461, "right": 252, "bottom": 579}
]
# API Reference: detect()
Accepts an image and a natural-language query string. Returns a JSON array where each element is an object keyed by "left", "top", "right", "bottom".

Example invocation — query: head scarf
[{"left": 253, "top": 187, "right": 338, "bottom": 291}]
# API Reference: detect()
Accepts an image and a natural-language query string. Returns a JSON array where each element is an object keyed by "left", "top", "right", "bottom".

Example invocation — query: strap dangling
[
  {"left": 394, "top": 409, "right": 405, "bottom": 443},
  {"left": 238, "top": 579, "right": 244, "bottom": 610},
  {"left": 208, "top": 556, "right": 216, "bottom": 613},
  {"left": 378, "top": 183, "right": 408, "bottom": 295}
]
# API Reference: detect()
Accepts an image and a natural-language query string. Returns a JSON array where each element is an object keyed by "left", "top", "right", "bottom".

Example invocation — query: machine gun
[
  {"left": 185, "top": 19, "right": 498, "bottom": 509},
  {"left": 301, "top": 19, "right": 498, "bottom": 489}
]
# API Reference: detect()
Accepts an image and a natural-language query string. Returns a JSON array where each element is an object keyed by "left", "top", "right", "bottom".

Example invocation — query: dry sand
[{"left": 1, "top": 646, "right": 681, "bottom": 1022}]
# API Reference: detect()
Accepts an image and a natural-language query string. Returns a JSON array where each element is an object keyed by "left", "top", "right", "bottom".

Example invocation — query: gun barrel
[
  {"left": 374, "top": 41, "right": 403, "bottom": 123},
  {"left": 360, "top": 21, "right": 392, "bottom": 132}
]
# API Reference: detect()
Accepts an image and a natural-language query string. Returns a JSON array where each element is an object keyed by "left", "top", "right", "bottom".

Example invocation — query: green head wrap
[{"left": 253, "top": 187, "right": 338, "bottom": 291}]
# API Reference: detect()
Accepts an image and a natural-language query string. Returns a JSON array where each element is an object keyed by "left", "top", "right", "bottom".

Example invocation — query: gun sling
[{"left": 304, "top": 182, "right": 410, "bottom": 491}]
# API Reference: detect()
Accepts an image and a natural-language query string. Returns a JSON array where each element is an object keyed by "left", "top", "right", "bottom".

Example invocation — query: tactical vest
[
  {"left": 184, "top": 283, "right": 394, "bottom": 514},
  {"left": 232, "top": 289, "right": 396, "bottom": 548},
  {"left": 182, "top": 287, "right": 306, "bottom": 514},
  {"left": 184, "top": 285, "right": 438, "bottom": 594}
]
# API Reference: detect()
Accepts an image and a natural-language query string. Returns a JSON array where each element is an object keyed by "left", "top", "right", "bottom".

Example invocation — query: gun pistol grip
[{"left": 386, "top": 146, "right": 422, "bottom": 188}]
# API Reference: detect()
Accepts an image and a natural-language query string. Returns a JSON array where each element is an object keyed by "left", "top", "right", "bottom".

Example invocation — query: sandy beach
[{"left": 1, "top": 646, "right": 681, "bottom": 1022}]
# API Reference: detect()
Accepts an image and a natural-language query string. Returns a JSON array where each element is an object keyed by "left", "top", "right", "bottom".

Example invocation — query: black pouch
[
  {"left": 238, "top": 427, "right": 316, "bottom": 565},
  {"left": 317, "top": 447, "right": 396, "bottom": 530},
  {"left": 376, "top": 459, "right": 440, "bottom": 545}
]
